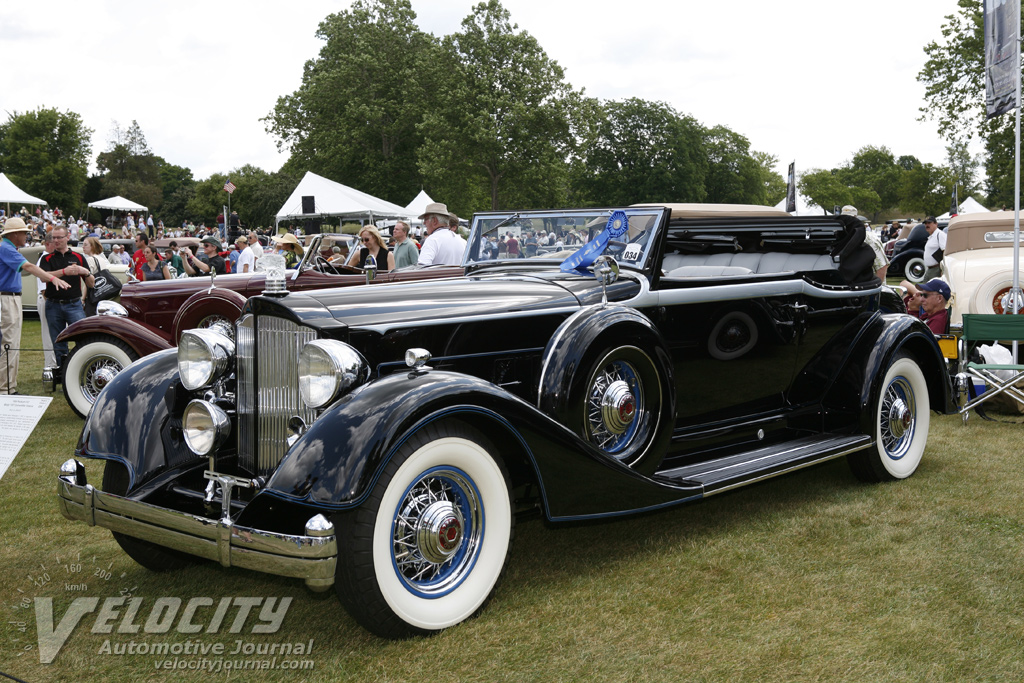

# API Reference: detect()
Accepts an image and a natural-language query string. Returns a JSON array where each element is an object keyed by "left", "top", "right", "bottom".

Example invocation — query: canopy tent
[
  {"left": 937, "top": 196, "right": 989, "bottom": 220},
  {"left": 0, "top": 173, "right": 47, "bottom": 213},
  {"left": 403, "top": 189, "right": 435, "bottom": 218},
  {"left": 774, "top": 192, "right": 828, "bottom": 216},
  {"left": 275, "top": 171, "right": 411, "bottom": 226},
  {"left": 88, "top": 196, "right": 148, "bottom": 212}
]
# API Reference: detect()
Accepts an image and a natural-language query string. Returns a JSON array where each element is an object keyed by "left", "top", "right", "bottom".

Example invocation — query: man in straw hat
[
  {"left": 181, "top": 236, "right": 228, "bottom": 276},
  {"left": 418, "top": 202, "right": 467, "bottom": 266},
  {"left": 0, "top": 217, "right": 71, "bottom": 394}
]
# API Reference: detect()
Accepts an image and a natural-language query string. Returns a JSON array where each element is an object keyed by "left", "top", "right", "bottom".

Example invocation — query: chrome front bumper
[{"left": 57, "top": 459, "right": 337, "bottom": 591}]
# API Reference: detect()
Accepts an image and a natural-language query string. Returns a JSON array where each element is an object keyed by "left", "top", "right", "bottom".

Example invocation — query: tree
[
  {"left": 226, "top": 164, "right": 300, "bottom": 229},
  {"left": 156, "top": 161, "right": 195, "bottom": 227},
  {"left": 703, "top": 126, "right": 782, "bottom": 205},
  {"left": 841, "top": 145, "right": 902, "bottom": 214},
  {"left": 573, "top": 98, "right": 707, "bottom": 206},
  {"left": 918, "top": 0, "right": 1020, "bottom": 206},
  {"left": 798, "top": 169, "right": 881, "bottom": 215},
  {"left": 918, "top": 0, "right": 990, "bottom": 145},
  {"left": 96, "top": 120, "right": 163, "bottom": 213},
  {"left": 186, "top": 173, "right": 230, "bottom": 225},
  {"left": 264, "top": 0, "right": 437, "bottom": 205},
  {"left": 418, "top": 0, "right": 583, "bottom": 212},
  {"left": 0, "top": 107, "right": 93, "bottom": 213},
  {"left": 945, "top": 137, "right": 980, "bottom": 196},
  {"left": 899, "top": 162, "right": 956, "bottom": 216}
]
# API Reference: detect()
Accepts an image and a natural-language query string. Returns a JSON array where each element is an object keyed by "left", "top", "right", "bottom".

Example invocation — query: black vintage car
[
  {"left": 58, "top": 204, "right": 952, "bottom": 639},
  {"left": 887, "top": 222, "right": 930, "bottom": 281}
]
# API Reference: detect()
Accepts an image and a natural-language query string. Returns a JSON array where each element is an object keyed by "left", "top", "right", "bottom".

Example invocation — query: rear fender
[
  {"left": 820, "top": 314, "right": 953, "bottom": 431},
  {"left": 265, "top": 370, "right": 698, "bottom": 521},
  {"left": 55, "top": 315, "right": 173, "bottom": 357}
]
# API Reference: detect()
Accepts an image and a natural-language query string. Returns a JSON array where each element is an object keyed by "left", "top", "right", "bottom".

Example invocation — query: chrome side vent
[{"left": 236, "top": 313, "right": 318, "bottom": 477}]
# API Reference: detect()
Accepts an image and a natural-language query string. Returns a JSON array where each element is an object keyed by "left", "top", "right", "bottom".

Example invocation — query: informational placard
[{"left": 0, "top": 395, "right": 52, "bottom": 482}]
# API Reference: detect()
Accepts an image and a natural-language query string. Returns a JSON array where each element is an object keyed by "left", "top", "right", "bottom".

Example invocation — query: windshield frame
[{"left": 463, "top": 207, "right": 669, "bottom": 274}]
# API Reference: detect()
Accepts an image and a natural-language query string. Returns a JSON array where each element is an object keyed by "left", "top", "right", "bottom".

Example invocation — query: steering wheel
[{"left": 313, "top": 254, "right": 342, "bottom": 275}]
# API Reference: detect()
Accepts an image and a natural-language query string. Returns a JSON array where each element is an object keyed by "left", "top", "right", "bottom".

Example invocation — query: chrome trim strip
[
  {"left": 356, "top": 305, "right": 583, "bottom": 335},
  {"left": 635, "top": 278, "right": 881, "bottom": 308},
  {"left": 58, "top": 476, "right": 337, "bottom": 588},
  {"left": 703, "top": 441, "right": 872, "bottom": 497}
]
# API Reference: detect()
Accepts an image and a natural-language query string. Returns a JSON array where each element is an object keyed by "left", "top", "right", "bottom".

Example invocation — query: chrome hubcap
[
  {"left": 415, "top": 501, "right": 464, "bottom": 564},
  {"left": 600, "top": 380, "right": 636, "bottom": 435},
  {"left": 92, "top": 366, "right": 118, "bottom": 391},
  {"left": 82, "top": 356, "right": 125, "bottom": 401},
  {"left": 880, "top": 377, "right": 915, "bottom": 459},
  {"left": 887, "top": 398, "right": 911, "bottom": 439}
]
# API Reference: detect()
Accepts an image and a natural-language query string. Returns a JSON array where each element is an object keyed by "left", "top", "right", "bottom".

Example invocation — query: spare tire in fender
[
  {"left": 171, "top": 288, "right": 247, "bottom": 343},
  {"left": 537, "top": 306, "right": 674, "bottom": 475}
]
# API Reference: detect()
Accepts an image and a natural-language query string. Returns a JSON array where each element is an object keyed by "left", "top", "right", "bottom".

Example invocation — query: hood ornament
[
  {"left": 258, "top": 253, "right": 288, "bottom": 296},
  {"left": 592, "top": 255, "right": 619, "bottom": 305},
  {"left": 364, "top": 254, "right": 377, "bottom": 284}
]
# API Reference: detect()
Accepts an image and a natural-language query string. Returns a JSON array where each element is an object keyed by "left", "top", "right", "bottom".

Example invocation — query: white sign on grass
[{"left": 0, "top": 395, "right": 52, "bottom": 482}]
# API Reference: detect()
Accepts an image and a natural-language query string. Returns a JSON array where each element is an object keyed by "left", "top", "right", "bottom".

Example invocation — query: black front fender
[
  {"left": 77, "top": 348, "right": 186, "bottom": 490},
  {"left": 264, "top": 370, "right": 700, "bottom": 521}
]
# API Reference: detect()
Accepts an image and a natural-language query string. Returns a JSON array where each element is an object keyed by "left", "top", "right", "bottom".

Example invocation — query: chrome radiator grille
[{"left": 236, "top": 313, "right": 318, "bottom": 476}]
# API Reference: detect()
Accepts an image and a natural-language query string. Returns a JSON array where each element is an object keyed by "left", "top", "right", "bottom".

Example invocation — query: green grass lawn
[{"left": 2, "top": 320, "right": 1023, "bottom": 682}]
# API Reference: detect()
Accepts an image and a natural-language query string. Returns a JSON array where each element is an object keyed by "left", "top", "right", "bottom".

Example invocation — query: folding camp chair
[{"left": 956, "top": 313, "right": 1024, "bottom": 422}]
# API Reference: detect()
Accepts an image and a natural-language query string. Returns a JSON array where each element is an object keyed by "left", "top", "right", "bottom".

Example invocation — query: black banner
[
  {"left": 950, "top": 184, "right": 959, "bottom": 218},
  {"left": 985, "top": 0, "right": 1019, "bottom": 118},
  {"left": 785, "top": 162, "right": 796, "bottom": 214}
]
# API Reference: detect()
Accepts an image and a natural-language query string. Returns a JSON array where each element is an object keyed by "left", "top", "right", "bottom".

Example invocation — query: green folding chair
[{"left": 957, "top": 313, "right": 1024, "bottom": 421}]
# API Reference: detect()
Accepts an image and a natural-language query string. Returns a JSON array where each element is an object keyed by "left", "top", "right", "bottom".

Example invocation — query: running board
[{"left": 654, "top": 434, "right": 872, "bottom": 496}]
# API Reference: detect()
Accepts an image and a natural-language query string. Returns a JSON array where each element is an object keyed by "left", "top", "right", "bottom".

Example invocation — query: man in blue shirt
[{"left": 0, "top": 218, "right": 70, "bottom": 394}]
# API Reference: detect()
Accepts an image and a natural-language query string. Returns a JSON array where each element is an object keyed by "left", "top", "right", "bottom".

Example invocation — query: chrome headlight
[
  {"left": 97, "top": 301, "right": 128, "bottom": 317},
  {"left": 298, "top": 340, "right": 369, "bottom": 409},
  {"left": 182, "top": 400, "right": 231, "bottom": 455},
  {"left": 178, "top": 328, "right": 235, "bottom": 391}
]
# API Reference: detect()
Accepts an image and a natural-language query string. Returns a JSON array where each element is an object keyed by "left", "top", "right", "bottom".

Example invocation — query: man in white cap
[
  {"left": 417, "top": 202, "right": 467, "bottom": 266},
  {"left": 0, "top": 218, "right": 71, "bottom": 394},
  {"left": 235, "top": 234, "right": 256, "bottom": 274}
]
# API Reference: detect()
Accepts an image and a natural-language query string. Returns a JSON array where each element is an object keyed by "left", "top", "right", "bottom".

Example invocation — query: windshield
[{"left": 465, "top": 207, "right": 667, "bottom": 271}]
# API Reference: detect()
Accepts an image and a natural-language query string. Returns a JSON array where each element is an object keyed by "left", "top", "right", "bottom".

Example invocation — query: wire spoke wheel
[
  {"left": 392, "top": 467, "right": 483, "bottom": 596},
  {"left": 585, "top": 357, "right": 644, "bottom": 455},
  {"left": 848, "top": 353, "right": 929, "bottom": 482},
  {"left": 63, "top": 336, "right": 138, "bottom": 419},
  {"left": 879, "top": 376, "right": 916, "bottom": 460},
  {"left": 334, "top": 425, "right": 513, "bottom": 638}
]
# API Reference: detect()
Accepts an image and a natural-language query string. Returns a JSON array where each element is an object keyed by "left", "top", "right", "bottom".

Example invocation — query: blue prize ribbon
[{"left": 559, "top": 211, "right": 629, "bottom": 274}]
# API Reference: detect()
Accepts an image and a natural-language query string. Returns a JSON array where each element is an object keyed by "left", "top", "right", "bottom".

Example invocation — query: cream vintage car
[{"left": 942, "top": 211, "right": 1024, "bottom": 325}]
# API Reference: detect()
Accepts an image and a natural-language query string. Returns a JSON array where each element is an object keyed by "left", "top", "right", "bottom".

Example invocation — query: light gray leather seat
[{"left": 662, "top": 252, "right": 836, "bottom": 276}]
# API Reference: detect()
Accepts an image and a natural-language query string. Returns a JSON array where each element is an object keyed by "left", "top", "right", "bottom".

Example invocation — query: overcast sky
[{"left": 0, "top": 0, "right": 965, "bottom": 198}]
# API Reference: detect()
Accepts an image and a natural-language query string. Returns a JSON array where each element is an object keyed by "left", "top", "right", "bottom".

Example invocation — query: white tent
[
  {"left": 275, "top": 171, "right": 411, "bottom": 225},
  {"left": 0, "top": 172, "right": 47, "bottom": 208},
  {"left": 88, "top": 196, "right": 148, "bottom": 212},
  {"left": 937, "top": 196, "right": 989, "bottom": 220},
  {"left": 404, "top": 189, "right": 435, "bottom": 218},
  {"left": 774, "top": 192, "right": 828, "bottom": 216}
]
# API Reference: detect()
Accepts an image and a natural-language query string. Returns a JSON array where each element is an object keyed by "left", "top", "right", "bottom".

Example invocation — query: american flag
[{"left": 223, "top": 180, "right": 236, "bottom": 194}]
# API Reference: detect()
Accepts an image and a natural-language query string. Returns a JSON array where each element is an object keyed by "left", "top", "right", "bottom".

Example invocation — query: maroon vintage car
[{"left": 57, "top": 233, "right": 458, "bottom": 417}]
